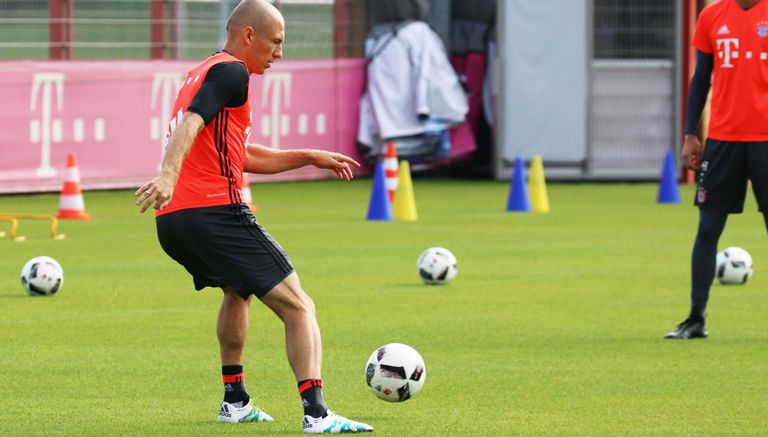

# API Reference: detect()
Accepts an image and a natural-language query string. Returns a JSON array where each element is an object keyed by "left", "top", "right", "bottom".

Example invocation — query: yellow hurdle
[
  {"left": 0, "top": 216, "right": 26, "bottom": 242},
  {"left": 0, "top": 213, "right": 65, "bottom": 241}
]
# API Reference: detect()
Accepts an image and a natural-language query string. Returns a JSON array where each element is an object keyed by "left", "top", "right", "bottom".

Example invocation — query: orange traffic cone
[
  {"left": 383, "top": 142, "right": 399, "bottom": 203},
  {"left": 241, "top": 172, "right": 258, "bottom": 213},
  {"left": 56, "top": 153, "right": 90, "bottom": 220}
]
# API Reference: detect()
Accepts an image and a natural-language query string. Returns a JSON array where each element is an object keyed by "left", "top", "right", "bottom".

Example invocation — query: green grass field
[{"left": 1, "top": 180, "right": 767, "bottom": 435}]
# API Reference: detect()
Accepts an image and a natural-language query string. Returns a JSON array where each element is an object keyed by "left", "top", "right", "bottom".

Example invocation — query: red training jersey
[
  {"left": 693, "top": 0, "right": 768, "bottom": 141},
  {"left": 157, "top": 52, "right": 252, "bottom": 216}
]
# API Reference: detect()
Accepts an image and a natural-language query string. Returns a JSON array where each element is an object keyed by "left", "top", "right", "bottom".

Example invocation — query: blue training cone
[
  {"left": 506, "top": 157, "right": 531, "bottom": 212},
  {"left": 657, "top": 150, "right": 681, "bottom": 204},
  {"left": 366, "top": 160, "right": 393, "bottom": 221}
]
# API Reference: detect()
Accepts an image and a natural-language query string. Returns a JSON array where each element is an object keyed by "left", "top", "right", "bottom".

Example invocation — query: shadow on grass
[
  {"left": 185, "top": 423, "right": 314, "bottom": 435},
  {"left": 393, "top": 282, "right": 448, "bottom": 289}
]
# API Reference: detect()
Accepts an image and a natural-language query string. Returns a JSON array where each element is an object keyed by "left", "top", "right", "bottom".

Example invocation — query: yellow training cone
[
  {"left": 528, "top": 154, "right": 550, "bottom": 213},
  {"left": 392, "top": 160, "right": 418, "bottom": 221}
]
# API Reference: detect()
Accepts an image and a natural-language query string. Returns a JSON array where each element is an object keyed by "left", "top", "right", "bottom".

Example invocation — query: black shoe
[{"left": 664, "top": 318, "right": 707, "bottom": 339}]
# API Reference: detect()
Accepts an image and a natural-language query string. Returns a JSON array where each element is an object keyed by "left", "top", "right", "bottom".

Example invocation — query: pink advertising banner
[{"left": 0, "top": 59, "right": 365, "bottom": 193}]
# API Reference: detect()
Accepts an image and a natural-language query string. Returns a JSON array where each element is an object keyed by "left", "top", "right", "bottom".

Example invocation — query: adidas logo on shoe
[
  {"left": 303, "top": 410, "right": 373, "bottom": 434},
  {"left": 219, "top": 404, "right": 232, "bottom": 418},
  {"left": 218, "top": 401, "right": 274, "bottom": 423}
]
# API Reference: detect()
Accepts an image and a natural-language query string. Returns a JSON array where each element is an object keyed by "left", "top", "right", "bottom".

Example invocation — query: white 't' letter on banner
[
  {"left": 261, "top": 72, "right": 292, "bottom": 149},
  {"left": 30, "top": 73, "right": 65, "bottom": 178},
  {"left": 150, "top": 72, "right": 183, "bottom": 170}
]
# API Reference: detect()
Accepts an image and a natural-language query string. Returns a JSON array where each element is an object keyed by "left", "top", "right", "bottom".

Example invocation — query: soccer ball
[
  {"left": 365, "top": 343, "right": 426, "bottom": 402},
  {"left": 417, "top": 247, "right": 457, "bottom": 285},
  {"left": 715, "top": 247, "right": 753, "bottom": 285},
  {"left": 20, "top": 256, "right": 64, "bottom": 296}
]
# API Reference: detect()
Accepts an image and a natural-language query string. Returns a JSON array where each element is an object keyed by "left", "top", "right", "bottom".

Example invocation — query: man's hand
[
  {"left": 682, "top": 134, "right": 704, "bottom": 171},
  {"left": 310, "top": 151, "right": 361, "bottom": 181},
  {"left": 135, "top": 174, "right": 174, "bottom": 213}
]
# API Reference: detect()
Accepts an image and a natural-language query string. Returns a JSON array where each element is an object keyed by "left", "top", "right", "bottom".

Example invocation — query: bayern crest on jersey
[
  {"left": 697, "top": 187, "right": 707, "bottom": 204},
  {"left": 757, "top": 21, "right": 768, "bottom": 38}
]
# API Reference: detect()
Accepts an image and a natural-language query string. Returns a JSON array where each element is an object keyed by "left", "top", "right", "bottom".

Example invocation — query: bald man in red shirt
[
  {"left": 135, "top": 1, "right": 372, "bottom": 433},
  {"left": 666, "top": 0, "right": 768, "bottom": 339}
]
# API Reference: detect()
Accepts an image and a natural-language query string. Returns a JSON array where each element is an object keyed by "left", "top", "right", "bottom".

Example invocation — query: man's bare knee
[
  {"left": 268, "top": 290, "right": 315, "bottom": 321},
  {"left": 299, "top": 293, "right": 316, "bottom": 316},
  {"left": 282, "top": 292, "right": 315, "bottom": 318},
  {"left": 262, "top": 273, "right": 319, "bottom": 321}
]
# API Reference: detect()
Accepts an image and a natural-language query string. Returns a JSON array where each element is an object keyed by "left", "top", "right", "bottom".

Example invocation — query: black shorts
[
  {"left": 156, "top": 204, "right": 294, "bottom": 299},
  {"left": 695, "top": 139, "right": 768, "bottom": 213}
]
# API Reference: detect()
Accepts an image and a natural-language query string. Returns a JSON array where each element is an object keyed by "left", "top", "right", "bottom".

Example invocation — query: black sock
[
  {"left": 298, "top": 378, "right": 328, "bottom": 418},
  {"left": 689, "top": 209, "right": 727, "bottom": 321},
  {"left": 222, "top": 365, "right": 250, "bottom": 407}
]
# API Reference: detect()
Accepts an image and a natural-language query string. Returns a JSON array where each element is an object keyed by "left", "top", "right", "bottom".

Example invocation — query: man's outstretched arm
[{"left": 244, "top": 144, "right": 360, "bottom": 181}]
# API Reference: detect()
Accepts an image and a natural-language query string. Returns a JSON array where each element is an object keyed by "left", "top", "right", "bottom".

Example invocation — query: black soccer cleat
[{"left": 664, "top": 318, "right": 708, "bottom": 339}]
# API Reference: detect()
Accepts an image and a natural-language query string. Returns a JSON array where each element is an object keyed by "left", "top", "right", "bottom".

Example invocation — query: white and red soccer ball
[
  {"left": 715, "top": 247, "right": 753, "bottom": 285},
  {"left": 365, "top": 343, "right": 426, "bottom": 402},
  {"left": 21, "top": 256, "right": 64, "bottom": 296},
  {"left": 417, "top": 247, "right": 457, "bottom": 285}
]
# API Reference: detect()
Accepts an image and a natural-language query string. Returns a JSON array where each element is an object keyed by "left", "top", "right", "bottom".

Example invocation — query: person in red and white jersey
[
  {"left": 665, "top": 0, "right": 768, "bottom": 339},
  {"left": 135, "top": 1, "right": 372, "bottom": 433}
]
